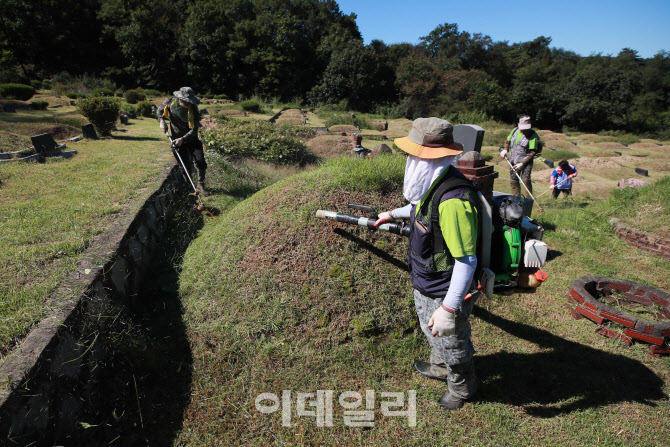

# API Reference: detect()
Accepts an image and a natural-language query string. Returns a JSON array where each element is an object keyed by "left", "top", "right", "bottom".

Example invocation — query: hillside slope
[{"left": 176, "top": 155, "right": 670, "bottom": 446}]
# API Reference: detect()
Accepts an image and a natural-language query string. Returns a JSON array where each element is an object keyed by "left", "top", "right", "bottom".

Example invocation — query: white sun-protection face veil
[{"left": 403, "top": 155, "right": 456, "bottom": 204}]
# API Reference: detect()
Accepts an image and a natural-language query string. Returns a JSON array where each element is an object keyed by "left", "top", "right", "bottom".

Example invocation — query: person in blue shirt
[{"left": 550, "top": 160, "right": 577, "bottom": 198}]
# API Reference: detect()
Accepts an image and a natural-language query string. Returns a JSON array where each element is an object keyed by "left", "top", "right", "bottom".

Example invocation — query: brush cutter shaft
[
  {"left": 503, "top": 155, "right": 544, "bottom": 212},
  {"left": 536, "top": 176, "right": 571, "bottom": 198},
  {"left": 316, "top": 210, "right": 410, "bottom": 236},
  {"left": 165, "top": 131, "right": 198, "bottom": 193}
]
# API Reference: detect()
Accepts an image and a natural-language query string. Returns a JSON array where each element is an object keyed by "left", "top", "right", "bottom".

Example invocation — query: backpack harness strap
[{"left": 428, "top": 177, "right": 479, "bottom": 255}]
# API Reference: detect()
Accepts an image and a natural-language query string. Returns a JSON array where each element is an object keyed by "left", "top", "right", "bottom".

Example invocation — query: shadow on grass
[
  {"left": 334, "top": 228, "right": 408, "bottom": 272},
  {"left": 112, "top": 135, "right": 162, "bottom": 141},
  {"left": 473, "top": 306, "right": 667, "bottom": 417}
]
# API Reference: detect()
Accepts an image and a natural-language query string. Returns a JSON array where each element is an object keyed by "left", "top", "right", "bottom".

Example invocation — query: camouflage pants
[
  {"left": 413, "top": 289, "right": 477, "bottom": 399},
  {"left": 510, "top": 162, "right": 533, "bottom": 197}
]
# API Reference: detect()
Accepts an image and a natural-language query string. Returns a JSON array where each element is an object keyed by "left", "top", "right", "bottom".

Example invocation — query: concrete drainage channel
[{"left": 0, "top": 162, "right": 202, "bottom": 445}]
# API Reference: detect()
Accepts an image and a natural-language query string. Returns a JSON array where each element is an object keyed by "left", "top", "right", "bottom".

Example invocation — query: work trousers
[
  {"left": 510, "top": 162, "right": 533, "bottom": 197},
  {"left": 552, "top": 187, "right": 572, "bottom": 198},
  {"left": 413, "top": 289, "right": 477, "bottom": 399},
  {"left": 174, "top": 139, "right": 207, "bottom": 181}
]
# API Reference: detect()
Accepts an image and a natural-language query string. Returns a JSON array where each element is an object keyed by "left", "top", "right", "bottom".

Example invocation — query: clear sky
[{"left": 335, "top": 0, "right": 669, "bottom": 59}]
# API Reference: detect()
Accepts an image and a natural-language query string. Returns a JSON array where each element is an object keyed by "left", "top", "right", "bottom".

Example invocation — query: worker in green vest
[
  {"left": 158, "top": 87, "right": 208, "bottom": 195},
  {"left": 500, "top": 115, "right": 539, "bottom": 197}
]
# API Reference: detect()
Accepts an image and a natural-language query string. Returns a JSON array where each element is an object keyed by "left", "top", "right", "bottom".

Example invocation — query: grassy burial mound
[{"left": 176, "top": 156, "right": 670, "bottom": 445}]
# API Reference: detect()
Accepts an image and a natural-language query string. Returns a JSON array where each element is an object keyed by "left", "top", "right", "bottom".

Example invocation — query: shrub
[
  {"left": 42, "top": 79, "right": 51, "bottom": 89},
  {"left": 124, "top": 89, "right": 146, "bottom": 104},
  {"left": 30, "top": 80, "right": 43, "bottom": 90},
  {"left": 214, "top": 94, "right": 228, "bottom": 100},
  {"left": 136, "top": 100, "right": 154, "bottom": 118},
  {"left": 29, "top": 100, "right": 49, "bottom": 110},
  {"left": 240, "top": 100, "right": 260, "bottom": 112},
  {"left": 120, "top": 103, "right": 136, "bottom": 114},
  {"left": 65, "top": 92, "right": 87, "bottom": 99},
  {"left": 76, "top": 96, "right": 120, "bottom": 136},
  {"left": 201, "top": 120, "right": 311, "bottom": 165},
  {"left": 92, "top": 87, "right": 114, "bottom": 97},
  {"left": 0, "top": 83, "right": 35, "bottom": 100},
  {"left": 143, "top": 89, "right": 162, "bottom": 97}
]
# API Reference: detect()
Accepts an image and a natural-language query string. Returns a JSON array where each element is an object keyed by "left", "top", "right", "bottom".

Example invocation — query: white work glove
[
  {"left": 159, "top": 119, "right": 167, "bottom": 132},
  {"left": 173, "top": 137, "right": 184, "bottom": 147},
  {"left": 513, "top": 163, "right": 523, "bottom": 171},
  {"left": 550, "top": 184, "right": 555, "bottom": 189},
  {"left": 500, "top": 149, "right": 508, "bottom": 159},
  {"left": 374, "top": 211, "right": 394, "bottom": 227},
  {"left": 427, "top": 306, "right": 456, "bottom": 337}
]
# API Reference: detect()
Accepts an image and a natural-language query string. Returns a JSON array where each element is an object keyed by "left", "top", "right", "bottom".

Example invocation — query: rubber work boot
[
  {"left": 438, "top": 390, "right": 465, "bottom": 411},
  {"left": 413, "top": 361, "right": 447, "bottom": 382}
]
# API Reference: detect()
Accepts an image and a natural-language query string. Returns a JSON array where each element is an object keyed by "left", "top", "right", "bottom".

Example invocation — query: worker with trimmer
[
  {"left": 500, "top": 115, "right": 540, "bottom": 197},
  {"left": 374, "top": 117, "right": 480, "bottom": 411},
  {"left": 158, "top": 87, "right": 208, "bottom": 195}
]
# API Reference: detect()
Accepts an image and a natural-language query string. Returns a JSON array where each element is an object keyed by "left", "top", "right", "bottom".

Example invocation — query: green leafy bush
[
  {"left": 124, "top": 89, "right": 146, "bottom": 104},
  {"left": 214, "top": 94, "right": 228, "bottom": 100},
  {"left": 76, "top": 96, "right": 120, "bottom": 136},
  {"left": 120, "top": 103, "right": 136, "bottom": 114},
  {"left": 29, "top": 100, "right": 49, "bottom": 110},
  {"left": 92, "top": 87, "right": 114, "bottom": 97},
  {"left": 136, "top": 100, "right": 154, "bottom": 118},
  {"left": 0, "top": 83, "right": 35, "bottom": 100},
  {"left": 240, "top": 100, "right": 260, "bottom": 112},
  {"left": 66, "top": 92, "right": 87, "bottom": 99},
  {"left": 42, "top": 79, "right": 51, "bottom": 89},
  {"left": 143, "top": 89, "right": 162, "bottom": 97},
  {"left": 30, "top": 80, "right": 43, "bottom": 90},
  {"left": 201, "top": 120, "right": 312, "bottom": 165}
]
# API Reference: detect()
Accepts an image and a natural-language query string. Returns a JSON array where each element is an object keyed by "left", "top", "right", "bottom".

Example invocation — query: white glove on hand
[
  {"left": 159, "top": 120, "right": 167, "bottom": 132},
  {"left": 500, "top": 149, "right": 508, "bottom": 159},
  {"left": 550, "top": 184, "right": 555, "bottom": 189},
  {"left": 173, "top": 137, "right": 184, "bottom": 147},
  {"left": 513, "top": 163, "right": 523, "bottom": 171},
  {"left": 374, "top": 211, "right": 394, "bottom": 227},
  {"left": 427, "top": 306, "right": 456, "bottom": 337}
]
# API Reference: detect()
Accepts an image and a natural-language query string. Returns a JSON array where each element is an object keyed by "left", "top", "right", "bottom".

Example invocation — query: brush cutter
[
  {"left": 165, "top": 131, "right": 216, "bottom": 218},
  {"left": 502, "top": 154, "right": 544, "bottom": 213}
]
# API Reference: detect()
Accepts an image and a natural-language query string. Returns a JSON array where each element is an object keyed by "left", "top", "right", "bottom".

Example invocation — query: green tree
[
  {"left": 308, "top": 42, "right": 394, "bottom": 111},
  {"left": 563, "top": 62, "right": 642, "bottom": 131}
]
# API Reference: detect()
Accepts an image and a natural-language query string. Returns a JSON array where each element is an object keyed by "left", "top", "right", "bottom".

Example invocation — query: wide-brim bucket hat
[
  {"left": 394, "top": 117, "right": 463, "bottom": 159},
  {"left": 174, "top": 86, "right": 201, "bottom": 105},
  {"left": 518, "top": 115, "right": 532, "bottom": 130}
]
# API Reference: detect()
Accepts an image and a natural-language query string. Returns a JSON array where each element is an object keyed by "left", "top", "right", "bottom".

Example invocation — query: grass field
[{"left": 0, "top": 114, "right": 172, "bottom": 356}]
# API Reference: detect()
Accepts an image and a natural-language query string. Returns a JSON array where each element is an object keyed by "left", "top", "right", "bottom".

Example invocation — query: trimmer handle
[{"left": 347, "top": 204, "right": 378, "bottom": 219}]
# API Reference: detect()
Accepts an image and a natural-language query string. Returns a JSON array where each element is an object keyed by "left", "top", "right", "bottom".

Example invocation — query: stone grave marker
[
  {"left": 635, "top": 168, "right": 649, "bottom": 176},
  {"left": 30, "top": 134, "right": 65, "bottom": 156},
  {"left": 82, "top": 123, "right": 97, "bottom": 139},
  {"left": 544, "top": 159, "right": 555, "bottom": 168},
  {"left": 452, "top": 124, "right": 484, "bottom": 166},
  {"left": 453, "top": 124, "right": 484, "bottom": 154}
]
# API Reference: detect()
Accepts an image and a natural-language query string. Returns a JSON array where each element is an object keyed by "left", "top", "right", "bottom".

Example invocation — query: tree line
[{"left": 1, "top": 0, "right": 669, "bottom": 134}]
